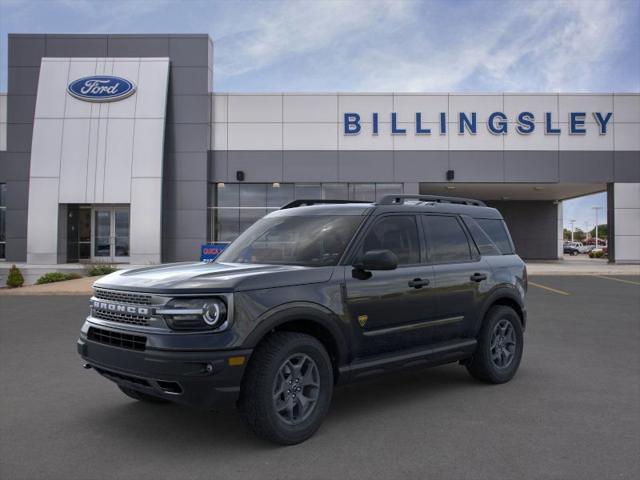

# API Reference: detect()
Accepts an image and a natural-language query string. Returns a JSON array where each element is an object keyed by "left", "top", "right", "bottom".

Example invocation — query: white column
[
  {"left": 613, "top": 183, "right": 640, "bottom": 263},
  {"left": 557, "top": 201, "right": 564, "bottom": 260}
]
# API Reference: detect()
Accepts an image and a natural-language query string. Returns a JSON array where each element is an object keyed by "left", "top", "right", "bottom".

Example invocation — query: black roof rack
[
  {"left": 377, "top": 194, "right": 486, "bottom": 207},
  {"left": 280, "top": 199, "right": 372, "bottom": 210}
]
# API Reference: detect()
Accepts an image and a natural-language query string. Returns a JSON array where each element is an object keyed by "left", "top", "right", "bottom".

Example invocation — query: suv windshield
[{"left": 217, "top": 215, "right": 363, "bottom": 267}]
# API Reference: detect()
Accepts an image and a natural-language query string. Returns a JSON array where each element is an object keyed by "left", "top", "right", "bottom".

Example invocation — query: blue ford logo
[{"left": 67, "top": 76, "right": 136, "bottom": 102}]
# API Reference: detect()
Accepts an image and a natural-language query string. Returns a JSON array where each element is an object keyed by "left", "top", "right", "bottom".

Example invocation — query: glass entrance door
[{"left": 92, "top": 206, "right": 130, "bottom": 262}]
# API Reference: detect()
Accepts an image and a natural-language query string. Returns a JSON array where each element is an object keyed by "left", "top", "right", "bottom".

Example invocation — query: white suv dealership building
[{"left": 0, "top": 34, "right": 638, "bottom": 265}]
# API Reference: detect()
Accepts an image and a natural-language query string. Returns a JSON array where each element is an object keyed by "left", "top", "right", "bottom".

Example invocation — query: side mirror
[{"left": 354, "top": 249, "right": 398, "bottom": 271}]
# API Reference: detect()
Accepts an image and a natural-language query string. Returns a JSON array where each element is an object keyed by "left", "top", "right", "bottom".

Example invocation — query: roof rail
[
  {"left": 377, "top": 194, "right": 486, "bottom": 207},
  {"left": 280, "top": 199, "right": 372, "bottom": 210}
]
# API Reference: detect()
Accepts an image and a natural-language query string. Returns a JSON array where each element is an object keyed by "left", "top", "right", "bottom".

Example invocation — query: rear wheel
[
  {"left": 466, "top": 306, "right": 523, "bottom": 384},
  {"left": 118, "top": 385, "right": 169, "bottom": 404},
  {"left": 239, "top": 332, "right": 333, "bottom": 445}
]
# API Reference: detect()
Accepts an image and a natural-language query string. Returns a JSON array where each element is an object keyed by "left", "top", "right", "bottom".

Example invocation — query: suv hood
[{"left": 94, "top": 262, "right": 335, "bottom": 293}]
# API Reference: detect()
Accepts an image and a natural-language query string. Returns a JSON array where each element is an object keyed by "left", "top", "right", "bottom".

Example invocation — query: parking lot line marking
[
  {"left": 593, "top": 275, "right": 640, "bottom": 286},
  {"left": 528, "top": 281, "right": 571, "bottom": 296}
]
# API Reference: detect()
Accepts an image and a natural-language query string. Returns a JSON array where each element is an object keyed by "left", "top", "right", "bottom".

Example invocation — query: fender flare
[
  {"left": 476, "top": 286, "right": 526, "bottom": 332},
  {"left": 243, "top": 302, "right": 350, "bottom": 366}
]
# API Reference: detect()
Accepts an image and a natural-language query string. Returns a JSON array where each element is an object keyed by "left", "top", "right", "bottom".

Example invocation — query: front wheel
[
  {"left": 466, "top": 306, "right": 523, "bottom": 384},
  {"left": 239, "top": 332, "right": 334, "bottom": 445}
]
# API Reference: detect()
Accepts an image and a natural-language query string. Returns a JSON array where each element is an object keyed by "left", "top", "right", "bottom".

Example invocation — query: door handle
[
  {"left": 470, "top": 272, "right": 487, "bottom": 282},
  {"left": 408, "top": 278, "right": 430, "bottom": 289}
]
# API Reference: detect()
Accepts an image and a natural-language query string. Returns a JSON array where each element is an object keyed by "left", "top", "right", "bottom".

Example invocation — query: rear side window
[
  {"left": 360, "top": 215, "right": 420, "bottom": 265},
  {"left": 422, "top": 215, "right": 472, "bottom": 263},
  {"left": 462, "top": 217, "right": 501, "bottom": 256},
  {"left": 476, "top": 219, "right": 514, "bottom": 254}
]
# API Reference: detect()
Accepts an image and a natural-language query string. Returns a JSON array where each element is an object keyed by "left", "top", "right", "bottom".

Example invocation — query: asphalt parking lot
[{"left": 1, "top": 275, "right": 639, "bottom": 480}]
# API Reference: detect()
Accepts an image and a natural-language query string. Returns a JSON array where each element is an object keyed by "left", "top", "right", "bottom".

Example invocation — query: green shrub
[
  {"left": 87, "top": 264, "right": 118, "bottom": 276},
  {"left": 589, "top": 250, "right": 605, "bottom": 259},
  {"left": 6, "top": 264, "right": 25, "bottom": 288},
  {"left": 36, "top": 272, "right": 82, "bottom": 284}
]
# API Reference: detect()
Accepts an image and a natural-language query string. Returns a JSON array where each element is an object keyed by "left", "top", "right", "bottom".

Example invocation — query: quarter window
[
  {"left": 360, "top": 216, "right": 420, "bottom": 265},
  {"left": 462, "top": 216, "right": 501, "bottom": 256},
  {"left": 476, "top": 219, "right": 514, "bottom": 254},
  {"left": 423, "top": 215, "right": 472, "bottom": 263}
]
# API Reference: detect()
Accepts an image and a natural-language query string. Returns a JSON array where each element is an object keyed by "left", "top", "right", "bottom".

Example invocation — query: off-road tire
[
  {"left": 239, "top": 332, "right": 334, "bottom": 445},
  {"left": 466, "top": 305, "right": 523, "bottom": 384},
  {"left": 118, "top": 385, "right": 169, "bottom": 403}
]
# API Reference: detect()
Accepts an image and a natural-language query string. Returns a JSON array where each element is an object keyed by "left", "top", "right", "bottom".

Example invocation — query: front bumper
[{"left": 77, "top": 333, "right": 252, "bottom": 411}]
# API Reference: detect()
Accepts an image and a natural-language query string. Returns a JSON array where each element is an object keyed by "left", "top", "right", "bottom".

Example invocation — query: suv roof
[{"left": 275, "top": 195, "right": 503, "bottom": 220}]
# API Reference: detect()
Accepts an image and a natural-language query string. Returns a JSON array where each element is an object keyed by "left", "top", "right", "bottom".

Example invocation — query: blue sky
[{"left": 1, "top": 0, "right": 638, "bottom": 228}]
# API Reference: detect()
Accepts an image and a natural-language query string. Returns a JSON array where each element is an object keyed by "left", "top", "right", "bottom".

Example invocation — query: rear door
[
  {"left": 343, "top": 214, "right": 437, "bottom": 357},
  {"left": 421, "top": 214, "right": 491, "bottom": 340}
]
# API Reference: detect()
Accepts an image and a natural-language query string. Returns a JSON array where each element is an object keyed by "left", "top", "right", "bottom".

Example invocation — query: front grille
[
  {"left": 92, "top": 309, "right": 151, "bottom": 326},
  {"left": 94, "top": 288, "right": 152, "bottom": 305},
  {"left": 88, "top": 327, "right": 146, "bottom": 351},
  {"left": 93, "top": 366, "right": 151, "bottom": 387}
]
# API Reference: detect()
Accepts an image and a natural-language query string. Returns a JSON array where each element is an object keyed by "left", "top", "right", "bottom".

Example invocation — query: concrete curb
[{"left": 0, "top": 276, "right": 100, "bottom": 296}]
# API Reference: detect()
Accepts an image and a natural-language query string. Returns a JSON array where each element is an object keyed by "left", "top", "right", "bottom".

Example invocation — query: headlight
[{"left": 158, "top": 298, "right": 228, "bottom": 331}]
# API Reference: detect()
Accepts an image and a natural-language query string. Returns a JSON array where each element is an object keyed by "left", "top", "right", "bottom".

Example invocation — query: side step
[{"left": 337, "top": 338, "right": 477, "bottom": 384}]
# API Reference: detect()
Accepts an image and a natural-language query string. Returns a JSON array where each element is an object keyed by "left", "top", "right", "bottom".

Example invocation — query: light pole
[
  {"left": 570, "top": 219, "right": 576, "bottom": 242},
  {"left": 592, "top": 206, "right": 604, "bottom": 248},
  {"left": 584, "top": 222, "right": 590, "bottom": 242}
]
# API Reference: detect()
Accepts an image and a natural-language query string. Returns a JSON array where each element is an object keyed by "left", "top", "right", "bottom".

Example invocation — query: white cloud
[
  {"left": 214, "top": 0, "right": 413, "bottom": 79},
  {"left": 346, "top": 0, "right": 629, "bottom": 92},
  {"left": 214, "top": 0, "right": 636, "bottom": 92},
  {"left": 1, "top": 0, "right": 636, "bottom": 92}
]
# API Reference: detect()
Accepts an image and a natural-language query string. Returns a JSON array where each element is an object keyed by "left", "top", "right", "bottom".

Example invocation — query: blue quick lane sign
[
  {"left": 201, "top": 243, "right": 229, "bottom": 262},
  {"left": 68, "top": 76, "right": 136, "bottom": 102},
  {"left": 343, "top": 112, "right": 613, "bottom": 136}
]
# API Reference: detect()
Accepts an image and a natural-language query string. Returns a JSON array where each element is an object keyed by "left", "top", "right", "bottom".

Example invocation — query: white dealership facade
[{"left": 0, "top": 34, "right": 638, "bottom": 266}]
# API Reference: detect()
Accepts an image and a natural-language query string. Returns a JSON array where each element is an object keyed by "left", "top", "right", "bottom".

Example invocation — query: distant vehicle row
[{"left": 563, "top": 241, "right": 607, "bottom": 256}]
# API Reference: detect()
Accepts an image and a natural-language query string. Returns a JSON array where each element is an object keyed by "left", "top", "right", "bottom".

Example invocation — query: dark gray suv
[{"left": 78, "top": 195, "right": 527, "bottom": 444}]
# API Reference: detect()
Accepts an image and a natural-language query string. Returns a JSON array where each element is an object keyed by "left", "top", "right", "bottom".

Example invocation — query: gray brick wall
[{"left": 487, "top": 201, "right": 560, "bottom": 260}]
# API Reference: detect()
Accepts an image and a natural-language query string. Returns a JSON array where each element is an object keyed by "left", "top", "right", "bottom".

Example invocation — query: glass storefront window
[
  {"left": 295, "top": 184, "right": 322, "bottom": 199},
  {"left": 217, "top": 183, "right": 239, "bottom": 206},
  {"left": 217, "top": 208, "right": 240, "bottom": 242},
  {"left": 349, "top": 183, "right": 376, "bottom": 201},
  {"left": 114, "top": 209, "right": 130, "bottom": 257},
  {"left": 1, "top": 183, "right": 7, "bottom": 259},
  {"left": 323, "top": 183, "right": 348, "bottom": 200},
  {"left": 208, "top": 182, "right": 404, "bottom": 243},
  {"left": 375, "top": 183, "right": 403, "bottom": 200},
  {"left": 267, "top": 183, "right": 294, "bottom": 208},
  {"left": 240, "top": 184, "right": 267, "bottom": 207}
]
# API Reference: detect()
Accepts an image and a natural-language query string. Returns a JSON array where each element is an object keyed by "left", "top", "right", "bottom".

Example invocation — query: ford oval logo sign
[{"left": 67, "top": 76, "right": 136, "bottom": 102}]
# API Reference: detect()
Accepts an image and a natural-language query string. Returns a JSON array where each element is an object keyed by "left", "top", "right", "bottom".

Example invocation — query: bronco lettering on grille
[{"left": 90, "top": 299, "right": 149, "bottom": 316}]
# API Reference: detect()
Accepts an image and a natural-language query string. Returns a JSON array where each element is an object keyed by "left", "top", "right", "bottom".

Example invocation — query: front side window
[
  {"left": 217, "top": 215, "right": 363, "bottom": 267},
  {"left": 423, "top": 215, "right": 472, "bottom": 263},
  {"left": 359, "top": 215, "right": 420, "bottom": 265}
]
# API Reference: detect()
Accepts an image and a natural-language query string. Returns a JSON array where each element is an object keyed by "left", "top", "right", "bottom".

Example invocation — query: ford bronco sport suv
[{"left": 78, "top": 195, "right": 527, "bottom": 444}]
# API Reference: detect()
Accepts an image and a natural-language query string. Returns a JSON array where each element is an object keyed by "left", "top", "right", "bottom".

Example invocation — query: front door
[
  {"left": 92, "top": 206, "right": 130, "bottom": 263},
  {"left": 344, "top": 214, "right": 437, "bottom": 357}
]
